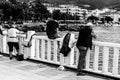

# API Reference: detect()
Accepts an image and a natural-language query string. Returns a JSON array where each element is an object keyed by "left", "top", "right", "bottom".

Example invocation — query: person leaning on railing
[
  {"left": 76, "top": 22, "right": 96, "bottom": 76},
  {"left": 7, "top": 23, "right": 22, "bottom": 60}
]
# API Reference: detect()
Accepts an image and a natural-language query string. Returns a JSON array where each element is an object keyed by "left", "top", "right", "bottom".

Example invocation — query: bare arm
[{"left": 91, "top": 31, "right": 96, "bottom": 39}]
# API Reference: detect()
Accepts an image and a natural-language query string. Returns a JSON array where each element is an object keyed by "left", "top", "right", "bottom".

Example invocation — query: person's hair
[{"left": 79, "top": 25, "right": 85, "bottom": 29}]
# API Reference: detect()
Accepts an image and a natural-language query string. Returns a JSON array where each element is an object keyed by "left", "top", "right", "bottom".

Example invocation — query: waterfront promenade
[{"left": 0, "top": 54, "right": 108, "bottom": 80}]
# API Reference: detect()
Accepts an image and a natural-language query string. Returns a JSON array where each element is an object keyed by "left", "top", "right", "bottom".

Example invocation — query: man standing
[{"left": 76, "top": 22, "right": 96, "bottom": 76}]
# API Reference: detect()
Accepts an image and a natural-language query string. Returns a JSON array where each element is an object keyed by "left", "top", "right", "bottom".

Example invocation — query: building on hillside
[
  {"left": 43, "top": 3, "right": 54, "bottom": 7},
  {"left": 59, "top": 4, "right": 87, "bottom": 16},
  {"left": 46, "top": 4, "right": 87, "bottom": 17},
  {"left": 47, "top": 7, "right": 60, "bottom": 13}
]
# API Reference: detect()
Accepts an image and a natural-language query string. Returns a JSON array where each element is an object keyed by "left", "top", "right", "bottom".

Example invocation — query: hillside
[
  {"left": 2, "top": 0, "right": 120, "bottom": 10},
  {"left": 40, "top": 0, "right": 120, "bottom": 10},
  {"left": 41, "top": 0, "right": 120, "bottom": 9}
]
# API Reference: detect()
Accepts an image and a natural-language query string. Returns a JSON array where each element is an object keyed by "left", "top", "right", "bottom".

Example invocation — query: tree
[
  {"left": 9, "top": 0, "right": 17, "bottom": 4},
  {"left": 0, "top": 2, "right": 13, "bottom": 21},
  {"left": 87, "top": 15, "right": 99, "bottom": 23},
  {"left": 0, "top": 0, "right": 50, "bottom": 21},
  {"left": 0, "top": 9, "right": 4, "bottom": 21},
  {"left": 82, "top": 11, "right": 87, "bottom": 20},
  {"left": 20, "top": 2, "right": 30, "bottom": 21},
  {"left": 0, "top": 1, "right": 24, "bottom": 21},
  {"left": 12, "top": 4, "right": 24, "bottom": 20},
  {"left": 31, "top": 0, "right": 50, "bottom": 21},
  {"left": 52, "top": 10, "right": 61, "bottom": 20},
  {"left": 104, "top": 16, "right": 113, "bottom": 23}
]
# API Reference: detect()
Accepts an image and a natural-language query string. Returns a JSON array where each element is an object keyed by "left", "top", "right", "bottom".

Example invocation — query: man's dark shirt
[
  {"left": 46, "top": 20, "right": 59, "bottom": 37},
  {"left": 76, "top": 26, "right": 93, "bottom": 49}
]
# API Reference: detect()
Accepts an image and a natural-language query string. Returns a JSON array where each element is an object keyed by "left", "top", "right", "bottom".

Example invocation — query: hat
[{"left": 86, "top": 22, "right": 93, "bottom": 26}]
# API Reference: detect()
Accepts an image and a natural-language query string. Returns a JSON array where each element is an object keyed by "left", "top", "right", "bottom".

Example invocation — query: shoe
[
  {"left": 76, "top": 72, "right": 86, "bottom": 76},
  {"left": 9, "top": 54, "right": 13, "bottom": 60},
  {"left": 57, "top": 65, "right": 65, "bottom": 71},
  {"left": 10, "top": 57, "right": 13, "bottom": 60}
]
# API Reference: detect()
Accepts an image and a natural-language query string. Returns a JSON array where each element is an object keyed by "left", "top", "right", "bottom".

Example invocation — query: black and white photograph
[{"left": 0, "top": 0, "right": 119, "bottom": 80}]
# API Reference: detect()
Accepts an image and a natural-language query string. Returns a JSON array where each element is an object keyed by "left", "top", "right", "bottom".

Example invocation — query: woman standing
[{"left": 7, "top": 23, "right": 20, "bottom": 60}]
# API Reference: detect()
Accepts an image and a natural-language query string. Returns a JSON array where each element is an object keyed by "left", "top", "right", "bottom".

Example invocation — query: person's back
[
  {"left": 76, "top": 25, "right": 92, "bottom": 49},
  {"left": 7, "top": 27, "right": 19, "bottom": 42},
  {"left": 76, "top": 23, "right": 95, "bottom": 76},
  {"left": 46, "top": 19, "right": 60, "bottom": 39},
  {"left": 7, "top": 24, "right": 20, "bottom": 60}
]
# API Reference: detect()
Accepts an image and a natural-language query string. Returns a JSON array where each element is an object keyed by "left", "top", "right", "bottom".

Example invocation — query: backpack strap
[{"left": 63, "top": 33, "right": 71, "bottom": 44}]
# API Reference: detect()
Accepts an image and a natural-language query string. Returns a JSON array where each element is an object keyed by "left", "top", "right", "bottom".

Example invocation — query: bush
[
  {"left": 59, "top": 24, "right": 68, "bottom": 31},
  {"left": 21, "top": 25, "right": 29, "bottom": 32},
  {"left": 21, "top": 24, "right": 46, "bottom": 32},
  {"left": 59, "top": 24, "right": 80, "bottom": 31},
  {"left": 68, "top": 25, "right": 80, "bottom": 31}
]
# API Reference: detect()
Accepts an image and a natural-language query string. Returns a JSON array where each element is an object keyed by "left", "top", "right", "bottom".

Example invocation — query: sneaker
[
  {"left": 57, "top": 65, "right": 65, "bottom": 71},
  {"left": 9, "top": 55, "right": 13, "bottom": 60},
  {"left": 9, "top": 57, "right": 13, "bottom": 60}
]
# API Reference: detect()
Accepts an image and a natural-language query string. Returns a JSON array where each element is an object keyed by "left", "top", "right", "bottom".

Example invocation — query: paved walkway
[{"left": 0, "top": 55, "right": 110, "bottom": 80}]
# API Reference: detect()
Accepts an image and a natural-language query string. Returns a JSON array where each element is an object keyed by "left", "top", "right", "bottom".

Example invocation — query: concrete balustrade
[{"left": 0, "top": 32, "right": 120, "bottom": 78}]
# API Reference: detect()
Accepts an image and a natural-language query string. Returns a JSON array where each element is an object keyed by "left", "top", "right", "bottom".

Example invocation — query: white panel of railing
[
  {"left": 92, "top": 41, "right": 120, "bottom": 78},
  {"left": 33, "top": 36, "right": 62, "bottom": 64},
  {"left": 0, "top": 35, "right": 3, "bottom": 52},
  {"left": 93, "top": 45, "right": 99, "bottom": 71},
  {"left": 18, "top": 34, "right": 27, "bottom": 54},
  {"left": 103, "top": 46, "right": 109, "bottom": 73},
  {"left": 113, "top": 47, "right": 119, "bottom": 75},
  {"left": 3, "top": 35, "right": 7, "bottom": 53}
]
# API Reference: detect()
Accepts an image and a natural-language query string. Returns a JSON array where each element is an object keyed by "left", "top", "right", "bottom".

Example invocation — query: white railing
[{"left": 0, "top": 34, "right": 120, "bottom": 78}]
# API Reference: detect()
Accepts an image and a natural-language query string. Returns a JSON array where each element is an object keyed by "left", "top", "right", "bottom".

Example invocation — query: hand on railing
[
  {"left": 92, "top": 31, "right": 97, "bottom": 39},
  {"left": 70, "top": 41, "right": 77, "bottom": 48}
]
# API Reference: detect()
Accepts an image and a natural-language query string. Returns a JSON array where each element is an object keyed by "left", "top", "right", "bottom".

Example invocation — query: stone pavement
[{"left": 0, "top": 55, "right": 110, "bottom": 80}]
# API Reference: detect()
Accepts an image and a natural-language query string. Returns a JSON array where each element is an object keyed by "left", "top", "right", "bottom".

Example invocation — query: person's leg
[
  {"left": 77, "top": 48, "right": 88, "bottom": 75},
  {"left": 14, "top": 42, "right": 20, "bottom": 55},
  {"left": 7, "top": 42, "right": 13, "bottom": 60},
  {"left": 14, "top": 42, "right": 24, "bottom": 61}
]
